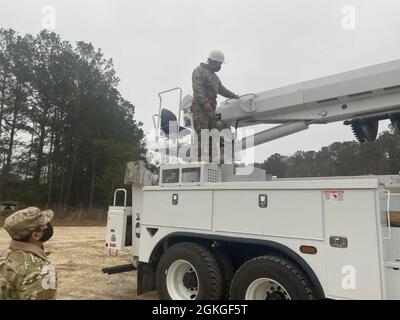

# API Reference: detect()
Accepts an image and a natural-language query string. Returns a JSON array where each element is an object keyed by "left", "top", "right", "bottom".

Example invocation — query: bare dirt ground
[{"left": 0, "top": 226, "right": 158, "bottom": 300}]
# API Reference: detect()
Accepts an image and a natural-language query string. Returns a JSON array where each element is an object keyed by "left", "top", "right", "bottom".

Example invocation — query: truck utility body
[{"left": 105, "top": 59, "right": 400, "bottom": 300}]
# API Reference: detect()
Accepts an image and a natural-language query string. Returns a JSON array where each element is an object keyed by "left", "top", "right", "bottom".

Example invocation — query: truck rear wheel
[
  {"left": 229, "top": 255, "right": 316, "bottom": 300},
  {"left": 212, "top": 247, "right": 234, "bottom": 300},
  {"left": 156, "top": 242, "right": 222, "bottom": 300}
]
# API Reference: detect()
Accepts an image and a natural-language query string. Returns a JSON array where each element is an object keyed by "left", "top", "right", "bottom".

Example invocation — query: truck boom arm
[{"left": 218, "top": 59, "right": 400, "bottom": 145}]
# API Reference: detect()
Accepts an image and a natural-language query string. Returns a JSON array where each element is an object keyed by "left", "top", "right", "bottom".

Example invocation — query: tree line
[
  {"left": 257, "top": 130, "right": 400, "bottom": 178},
  {"left": 0, "top": 29, "right": 145, "bottom": 211}
]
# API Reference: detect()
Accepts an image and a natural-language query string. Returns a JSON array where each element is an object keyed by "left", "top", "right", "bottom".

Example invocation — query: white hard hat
[{"left": 208, "top": 50, "right": 225, "bottom": 63}]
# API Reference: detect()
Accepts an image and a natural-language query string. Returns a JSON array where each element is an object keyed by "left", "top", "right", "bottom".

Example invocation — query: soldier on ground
[{"left": 0, "top": 207, "right": 57, "bottom": 300}]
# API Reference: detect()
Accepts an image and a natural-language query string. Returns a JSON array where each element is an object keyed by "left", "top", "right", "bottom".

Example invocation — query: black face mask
[{"left": 41, "top": 223, "right": 54, "bottom": 242}]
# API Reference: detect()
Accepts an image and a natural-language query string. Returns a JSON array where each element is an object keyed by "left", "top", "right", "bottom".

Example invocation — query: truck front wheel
[
  {"left": 156, "top": 242, "right": 223, "bottom": 300},
  {"left": 229, "top": 255, "right": 316, "bottom": 300}
]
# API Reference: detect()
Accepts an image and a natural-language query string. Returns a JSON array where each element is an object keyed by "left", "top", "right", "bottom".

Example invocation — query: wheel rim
[
  {"left": 245, "top": 278, "right": 291, "bottom": 300},
  {"left": 166, "top": 259, "right": 199, "bottom": 300}
]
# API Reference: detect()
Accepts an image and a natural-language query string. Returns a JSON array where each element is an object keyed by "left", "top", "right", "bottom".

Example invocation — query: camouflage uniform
[
  {"left": 0, "top": 207, "right": 57, "bottom": 300},
  {"left": 192, "top": 63, "right": 237, "bottom": 161}
]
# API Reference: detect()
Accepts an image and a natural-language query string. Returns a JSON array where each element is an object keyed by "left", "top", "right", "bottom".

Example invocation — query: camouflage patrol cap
[{"left": 3, "top": 207, "right": 54, "bottom": 240}]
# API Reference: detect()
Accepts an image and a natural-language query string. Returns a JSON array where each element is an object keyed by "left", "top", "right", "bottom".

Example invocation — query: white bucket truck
[{"left": 104, "top": 59, "right": 400, "bottom": 300}]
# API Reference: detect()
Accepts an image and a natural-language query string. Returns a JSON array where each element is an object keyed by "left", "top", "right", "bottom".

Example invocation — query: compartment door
[
  {"left": 324, "top": 189, "right": 383, "bottom": 299},
  {"left": 106, "top": 206, "right": 132, "bottom": 252}
]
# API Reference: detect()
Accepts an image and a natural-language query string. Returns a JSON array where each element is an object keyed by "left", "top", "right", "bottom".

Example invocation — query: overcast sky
[{"left": 1, "top": 0, "right": 400, "bottom": 162}]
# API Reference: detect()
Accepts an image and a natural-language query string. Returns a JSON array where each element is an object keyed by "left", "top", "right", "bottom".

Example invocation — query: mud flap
[{"left": 137, "top": 262, "right": 156, "bottom": 295}]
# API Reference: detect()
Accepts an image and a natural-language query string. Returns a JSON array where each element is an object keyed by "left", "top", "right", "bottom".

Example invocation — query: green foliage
[
  {"left": 259, "top": 131, "right": 400, "bottom": 178},
  {"left": 0, "top": 29, "right": 145, "bottom": 209}
]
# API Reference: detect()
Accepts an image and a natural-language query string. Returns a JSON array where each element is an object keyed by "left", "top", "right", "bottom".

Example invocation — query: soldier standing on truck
[
  {"left": 0, "top": 207, "right": 57, "bottom": 300},
  {"left": 192, "top": 50, "right": 239, "bottom": 162}
]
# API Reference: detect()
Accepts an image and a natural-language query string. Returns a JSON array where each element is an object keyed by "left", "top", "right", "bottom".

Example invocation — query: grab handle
[
  {"left": 225, "top": 93, "right": 258, "bottom": 103},
  {"left": 383, "top": 190, "right": 391, "bottom": 240},
  {"left": 113, "top": 189, "right": 127, "bottom": 207}
]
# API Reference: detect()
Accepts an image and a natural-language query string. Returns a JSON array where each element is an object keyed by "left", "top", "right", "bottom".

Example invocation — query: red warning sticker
[{"left": 324, "top": 190, "right": 344, "bottom": 201}]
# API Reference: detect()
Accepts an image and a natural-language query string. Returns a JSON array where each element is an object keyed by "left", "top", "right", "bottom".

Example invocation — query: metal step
[{"left": 101, "top": 263, "right": 137, "bottom": 275}]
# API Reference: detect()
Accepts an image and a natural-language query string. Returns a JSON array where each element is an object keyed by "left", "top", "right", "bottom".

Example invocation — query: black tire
[
  {"left": 212, "top": 247, "right": 234, "bottom": 300},
  {"left": 230, "top": 255, "right": 316, "bottom": 300},
  {"left": 156, "top": 242, "right": 222, "bottom": 300}
]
